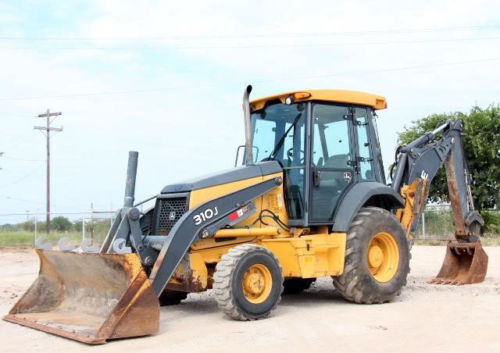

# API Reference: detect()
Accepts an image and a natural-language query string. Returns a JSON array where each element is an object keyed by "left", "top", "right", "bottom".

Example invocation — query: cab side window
[{"left": 354, "top": 108, "right": 375, "bottom": 181}]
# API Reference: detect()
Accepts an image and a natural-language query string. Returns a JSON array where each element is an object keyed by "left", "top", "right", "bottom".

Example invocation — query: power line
[
  {"left": 0, "top": 24, "right": 499, "bottom": 41},
  {"left": 0, "top": 57, "right": 499, "bottom": 102},
  {"left": 1, "top": 195, "right": 45, "bottom": 204},
  {"left": 1, "top": 35, "right": 500, "bottom": 51},
  {"left": 0, "top": 168, "right": 41, "bottom": 188},
  {"left": 254, "top": 57, "right": 500, "bottom": 83},
  {"left": 3, "top": 156, "right": 43, "bottom": 162}
]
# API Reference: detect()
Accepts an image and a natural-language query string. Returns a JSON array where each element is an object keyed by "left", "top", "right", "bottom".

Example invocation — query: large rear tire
[
  {"left": 332, "top": 207, "right": 410, "bottom": 304},
  {"left": 213, "top": 244, "right": 283, "bottom": 320}
]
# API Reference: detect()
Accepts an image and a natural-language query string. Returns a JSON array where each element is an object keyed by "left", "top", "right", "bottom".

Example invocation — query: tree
[
  {"left": 73, "top": 219, "right": 83, "bottom": 232},
  {"left": 51, "top": 216, "right": 72, "bottom": 232},
  {"left": 397, "top": 105, "right": 500, "bottom": 212}
]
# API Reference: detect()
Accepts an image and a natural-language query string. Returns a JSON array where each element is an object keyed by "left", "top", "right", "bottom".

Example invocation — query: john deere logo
[{"left": 169, "top": 211, "right": 176, "bottom": 220}]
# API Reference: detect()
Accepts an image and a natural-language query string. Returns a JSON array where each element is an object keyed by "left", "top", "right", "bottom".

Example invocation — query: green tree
[
  {"left": 397, "top": 105, "right": 500, "bottom": 213},
  {"left": 73, "top": 219, "right": 83, "bottom": 232},
  {"left": 20, "top": 220, "right": 35, "bottom": 232},
  {"left": 51, "top": 216, "right": 73, "bottom": 232}
]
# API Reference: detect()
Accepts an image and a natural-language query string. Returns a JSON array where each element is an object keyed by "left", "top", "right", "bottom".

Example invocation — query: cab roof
[{"left": 250, "top": 89, "right": 387, "bottom": 111}]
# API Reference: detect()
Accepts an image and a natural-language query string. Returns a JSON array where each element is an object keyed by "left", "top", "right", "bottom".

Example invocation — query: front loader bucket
[
  {"left": 430, "top": 242, "right": 488, "bottom": 285},
  {"left": 3, "top": 249, "right": 159, "bottom": 344}
]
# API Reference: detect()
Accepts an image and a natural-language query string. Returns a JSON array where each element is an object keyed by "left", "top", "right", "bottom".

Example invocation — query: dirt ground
[{"left": 0, "top": 246, "right": 499, "bottom": 353}]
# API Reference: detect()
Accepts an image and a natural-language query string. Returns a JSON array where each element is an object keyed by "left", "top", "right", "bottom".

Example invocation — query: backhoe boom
[{"left": 392, "top": 120, "right": 487, "bottom": 284}]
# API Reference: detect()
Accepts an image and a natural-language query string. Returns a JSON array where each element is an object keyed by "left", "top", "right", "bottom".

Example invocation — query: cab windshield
[
  {"left": 250, "top": 102, "right": 306, "bottom": 167},
  {"left": 251, "top": 102, "right": 307, "bottom": 220}
]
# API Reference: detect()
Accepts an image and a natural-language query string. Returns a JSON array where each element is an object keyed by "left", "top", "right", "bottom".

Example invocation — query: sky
[{"left": 0, "top": 0, "right": 499, "bottom": 224}]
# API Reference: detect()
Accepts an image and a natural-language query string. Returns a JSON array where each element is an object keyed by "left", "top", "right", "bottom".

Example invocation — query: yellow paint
[
  {"left": 397, "top": 178, "right": 429, "bottom": 241},
  {"left": 242, "top": 264, "right": 272, "bottom": 304},
  {"left": 177, "top": 232, "right": 346, "bottom": 290},
  {"left": 251, "top": 89, "right": 387, "bottom": 111},
  {"left": 188, "top": 172, "right": 287, "bottom": 229},
  {"left": 260, "top": 233, "right": 346, "bottom": 278},
  {"left": 190, "top": 239, "right": 257, "bottom": 263},
  {"left": 173, "top": 170, "right": 346, "bottom": 291},
  {"left": 367, "top": 232, "right": 399, "bottom": 282},
  {"left": 214, "top": 227, "right": 281, "bottom": 238}
]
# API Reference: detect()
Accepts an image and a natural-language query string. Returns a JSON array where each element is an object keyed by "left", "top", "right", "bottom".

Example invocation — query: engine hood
[{"left": 160, "top": 161, "right": 282, "bottom": 194}]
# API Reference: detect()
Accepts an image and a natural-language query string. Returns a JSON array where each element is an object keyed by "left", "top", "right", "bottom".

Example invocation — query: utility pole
[
  {"left": 34, "top": 109, "right": 63, "bottom": 233},
  {"left": 0, "top": 152, "right": 3, "bottom": 170}
]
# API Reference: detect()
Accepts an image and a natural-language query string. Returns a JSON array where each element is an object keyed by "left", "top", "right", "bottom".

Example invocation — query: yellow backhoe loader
[{"left": 4, "top": 86, "right": 488, "bottom": 344}]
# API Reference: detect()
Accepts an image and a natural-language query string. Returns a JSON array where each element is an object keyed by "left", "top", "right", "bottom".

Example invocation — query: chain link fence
[
  {"left": 1, "top": 205, "right": 498, "bottom": 247},
  {"left": 414, "top": 204, "right": 500, "bottom": 241},
  {"left": 0, "top": 210, "right": 116, "bottom": 247}
]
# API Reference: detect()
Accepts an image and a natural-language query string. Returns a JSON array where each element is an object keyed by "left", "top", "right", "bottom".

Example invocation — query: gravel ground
[{"left": 0, "top": 246, "right": 499, "bottom": 353}]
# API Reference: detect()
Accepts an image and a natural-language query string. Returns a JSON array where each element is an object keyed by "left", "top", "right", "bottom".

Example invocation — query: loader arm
[
  {"left": 98, "top": 152, "right": 282, "bottom": 296},
  {"left": 391, "top": 120, "right": 487, "bottom": 284},
  {"left": 148, "top": 177, "right": 282, "bottom": 295}
]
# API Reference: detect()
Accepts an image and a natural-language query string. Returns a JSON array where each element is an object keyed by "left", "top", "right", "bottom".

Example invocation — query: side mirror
[
  {"left": 234, "top": 145, "right": 259, "bottom": 167},
  {"left": 234, "top": 145, "right": 245, "bottom": 167}
]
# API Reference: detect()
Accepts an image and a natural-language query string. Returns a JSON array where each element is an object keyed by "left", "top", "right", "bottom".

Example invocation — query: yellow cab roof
[{"left": 250, "top": 89, "right": 387, "bottom": 111}]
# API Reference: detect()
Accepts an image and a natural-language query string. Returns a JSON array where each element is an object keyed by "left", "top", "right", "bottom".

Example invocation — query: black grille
[{"left": 154, "top": 197, "right": 188, "bottom": 235}]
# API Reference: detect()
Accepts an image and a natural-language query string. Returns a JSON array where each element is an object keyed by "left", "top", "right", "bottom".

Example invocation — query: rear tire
[
  {"left": 332, "top": 207, "right": 410, "bottom": 304},
  {"left": 213, "top": 244, "right": 283, "bottom": 320},
  {"left": 282, "top": 278, "right": 315, "bottom": 294},
  {"left": 158, "top": 290, "right": 188, "bottom": 306}
]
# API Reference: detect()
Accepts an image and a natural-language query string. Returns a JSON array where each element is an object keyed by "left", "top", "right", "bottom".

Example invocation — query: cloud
[{"left": 0, "top": 0, "right": 499, "bottom": 222}]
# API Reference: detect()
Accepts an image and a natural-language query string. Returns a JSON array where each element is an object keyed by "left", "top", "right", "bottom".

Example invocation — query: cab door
[{"left": 309, "top": 103, "right": 355, "bottom": 223}]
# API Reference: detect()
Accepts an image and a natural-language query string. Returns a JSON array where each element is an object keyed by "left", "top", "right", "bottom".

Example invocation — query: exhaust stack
[{"left": 243, "top": 85, "right": 253, "bottom": 164}]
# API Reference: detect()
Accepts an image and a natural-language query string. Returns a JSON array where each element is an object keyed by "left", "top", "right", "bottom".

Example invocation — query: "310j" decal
[{"left": 193, "top": 207, "right": 219, "bottom": 225}]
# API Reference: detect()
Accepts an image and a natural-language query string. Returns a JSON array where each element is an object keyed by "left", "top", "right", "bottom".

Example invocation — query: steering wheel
[{"left": 286, "top": 148, "right": 305, "bottom": 165}]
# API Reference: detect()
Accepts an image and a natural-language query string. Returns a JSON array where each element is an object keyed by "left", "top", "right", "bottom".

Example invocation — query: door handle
[{"left": 313, "top": 168, "right": 321, "bottom": 187}]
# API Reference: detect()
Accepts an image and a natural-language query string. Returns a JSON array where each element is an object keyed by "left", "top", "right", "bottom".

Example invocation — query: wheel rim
[
  {"left": 242, "top": 264, "right": 272, "bottom": 304},
  {"left": 367, "top": 232, "right": 399, "bottom": 282}
]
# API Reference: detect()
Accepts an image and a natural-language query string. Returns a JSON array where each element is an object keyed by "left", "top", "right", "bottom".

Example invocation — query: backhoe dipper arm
[{"left": 391, "top": 120, "right": 483, "bottom": 240}]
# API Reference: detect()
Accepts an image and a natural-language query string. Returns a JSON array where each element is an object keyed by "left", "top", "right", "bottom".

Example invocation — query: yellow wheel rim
[
  {"left": 367, "top": 232, "right": 399, "bottom": 282},
  {"left": 242, "top": 264, "right": 272, "bottom": 304}
]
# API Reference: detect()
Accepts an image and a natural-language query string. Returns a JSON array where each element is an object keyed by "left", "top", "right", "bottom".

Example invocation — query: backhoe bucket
[
  {"left": 3, "top": 249, "right": 159, "bottom": 344},
  {"left": 430, "top": 242, "right": 488, "bottom": 285}
]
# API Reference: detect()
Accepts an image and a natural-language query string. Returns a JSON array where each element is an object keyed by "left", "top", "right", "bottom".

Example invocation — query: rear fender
[{"left": 332, "top": 182, "right": 404, "bottom": 232}]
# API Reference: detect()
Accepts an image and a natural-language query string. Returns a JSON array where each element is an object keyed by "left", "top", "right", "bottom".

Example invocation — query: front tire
[
  {"left": 332, "top": 207, "right": 410, "bottom": 304},
  {"left": 213, "top": 244, "right": 283, "bottom": 320}
]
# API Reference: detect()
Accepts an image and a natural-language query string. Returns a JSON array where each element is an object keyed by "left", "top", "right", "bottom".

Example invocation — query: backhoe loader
[{"left": 4, "top": 86, "right": 488, "bottom": 344}]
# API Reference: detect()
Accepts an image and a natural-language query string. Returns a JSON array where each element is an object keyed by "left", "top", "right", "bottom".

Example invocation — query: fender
[{"left": 332, "top": 182, "right": 404, "bottom": 232}]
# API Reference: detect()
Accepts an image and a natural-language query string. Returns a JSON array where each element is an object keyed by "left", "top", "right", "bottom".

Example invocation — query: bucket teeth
[
  {"left": 57, "top": 237, "right": 76, "bottom": 252},
  {"left": 112, "top": 238, "right": 132, "bottom": 254},
  {"left": 80, "top": 238, "right": 100, "bottom": 253},
  {"left": 35, "top": 236, "right": 53, "bottom": 250}
]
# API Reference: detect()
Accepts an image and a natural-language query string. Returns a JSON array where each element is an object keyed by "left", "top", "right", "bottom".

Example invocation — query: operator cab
[{"left": 247, "top": 90, "right": 387, "bottom": 226}]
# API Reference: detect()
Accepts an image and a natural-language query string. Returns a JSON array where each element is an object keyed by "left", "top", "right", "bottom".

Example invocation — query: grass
[
  {"left": 0, "top": 231, "right": 106, "bottom": 248},
  {"left": 414, "top": 234, "right": 500, "bottom": 246},
  {"left": 1, "top": 230, "right": 498, "bottom": 248}
]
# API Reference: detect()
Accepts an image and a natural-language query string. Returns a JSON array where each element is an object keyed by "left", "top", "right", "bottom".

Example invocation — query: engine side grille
[{"left": 154, "top": 197, "right": 188, "bottom": 235}]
